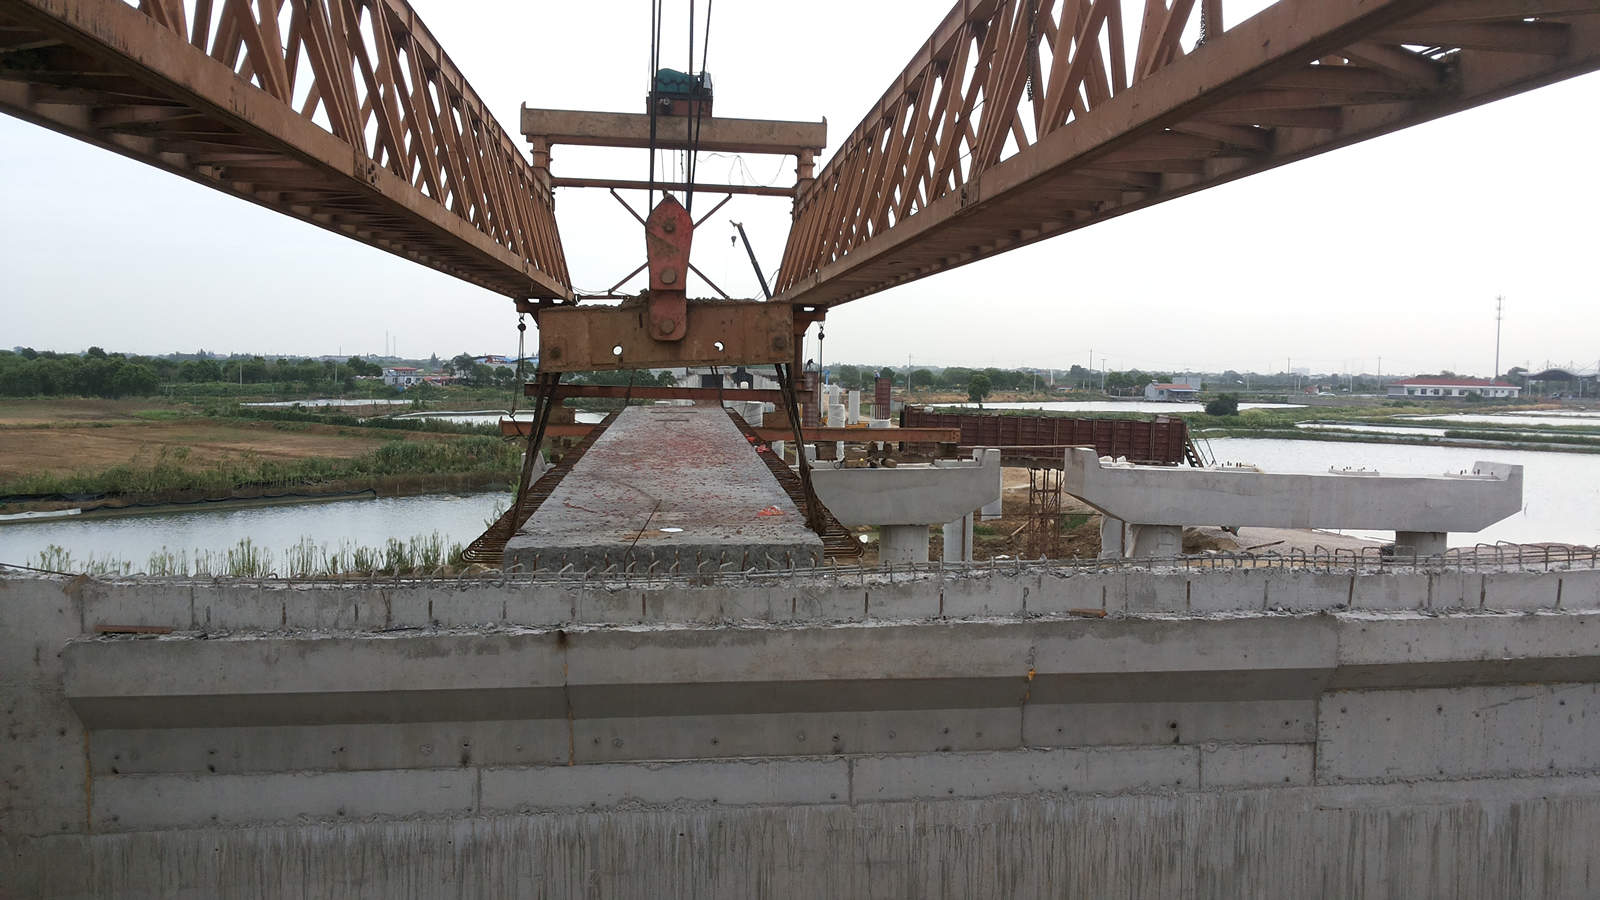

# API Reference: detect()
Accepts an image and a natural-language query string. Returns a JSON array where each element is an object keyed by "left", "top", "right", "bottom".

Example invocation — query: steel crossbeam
[
  {"left": 0, "top": 0, "right": 570, "bottom": 299},
  {"left": 773, "top": 0, "right": 1600, "bottom": 308}
]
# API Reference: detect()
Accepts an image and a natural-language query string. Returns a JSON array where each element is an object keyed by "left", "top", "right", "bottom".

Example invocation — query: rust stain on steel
[
  {"left": 536, "top": 300, "right": 793, "bottom": 373},
  {"left": 774, "top": 0, "right": 1600, "bottom": 309},
  {"left": 501, "top": 421, "right": 960, "bottom": 444},
  {"left": 0, "top": 0, "right": 570, "bottom": 299},
  {"left": 645, "top": 197, "right": 694, "bottom": 341},
  {"left": 532, "top": 384, "right": 789, "bottom": 404},
  {"left": 901, "top": 406, "right": 1191, "bottom": 466}
]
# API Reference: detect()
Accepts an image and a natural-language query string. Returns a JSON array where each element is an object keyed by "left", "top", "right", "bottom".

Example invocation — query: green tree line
[
  {"left": 0, "top": 348, "right": 386, "bottom": 398},
  {"left": 828, "top": 363, "right": 1096, "bottom": 393}
]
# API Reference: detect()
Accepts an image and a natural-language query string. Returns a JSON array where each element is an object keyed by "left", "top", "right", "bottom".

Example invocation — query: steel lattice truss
[
  {"left": 774, "top": 0, "right": 1600, "bottom": 308},
  {"left": 0, "top": 0, "right": 569, "bottom": 299},
  {"left": 4, "top": 1, "right": 1600, "bottom": 313}
]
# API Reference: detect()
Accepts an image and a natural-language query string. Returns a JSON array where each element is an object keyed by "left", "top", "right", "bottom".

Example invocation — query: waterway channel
[{"left": 0, "top": 492, "right": 508, "bottom": 572}]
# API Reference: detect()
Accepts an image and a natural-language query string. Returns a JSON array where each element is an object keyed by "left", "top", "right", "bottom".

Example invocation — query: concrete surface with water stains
[{"left": 504, "top": 405, "right": 822, "bottom": 572}]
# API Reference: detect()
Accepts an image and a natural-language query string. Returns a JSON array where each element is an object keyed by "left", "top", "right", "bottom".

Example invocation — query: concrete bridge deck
[
  {"left": 6, "top": 558, "right": 1600, "bottom": 897},
  {"left": 504, "top": 405, "right": 823, "bottom": 572}
]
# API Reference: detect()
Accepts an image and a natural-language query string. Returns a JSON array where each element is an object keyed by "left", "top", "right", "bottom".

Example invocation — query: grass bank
[{"left": 2, "top": 435, "right": 520, "bottom": 503}]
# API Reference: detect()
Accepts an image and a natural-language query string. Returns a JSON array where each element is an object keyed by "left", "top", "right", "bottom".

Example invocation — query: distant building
[
  {"left": 382, "top": 366, "right": 421, "bottom": 388},
  {"left": 1144, "top": 381, "right": 1199, "bottom": 401},
  {"left": 1386, "top": 377, "right": 1520, "bottom": 400}
]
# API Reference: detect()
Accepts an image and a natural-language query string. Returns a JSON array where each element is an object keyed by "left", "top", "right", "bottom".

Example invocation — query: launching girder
[
  {"left": 0, "top": 0, "right": 570, "bottom": 299},
  {"left": 774, "top": 0, "right": 1600, "bottom": 308}
]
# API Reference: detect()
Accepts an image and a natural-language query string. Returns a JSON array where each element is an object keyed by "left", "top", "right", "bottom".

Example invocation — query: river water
[
  {"left": 2, "top": 437, "right": 1594, "bottom": 569},
  {"left": 0, "top": 493, "right": 508, "bottom": 572}
]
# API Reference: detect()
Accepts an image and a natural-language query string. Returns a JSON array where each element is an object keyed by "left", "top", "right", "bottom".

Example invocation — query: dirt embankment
[
  {"left": 0, "top": 420, "right": 400, "bottom": 482},
  {"left": 0, "top": 399, "right": 510, "bottom": 512}
]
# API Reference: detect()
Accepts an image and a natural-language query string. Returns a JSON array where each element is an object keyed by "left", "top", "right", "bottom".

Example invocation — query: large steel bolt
[{"left": 661, "top": 268, "right": 678, "bottom": 284}]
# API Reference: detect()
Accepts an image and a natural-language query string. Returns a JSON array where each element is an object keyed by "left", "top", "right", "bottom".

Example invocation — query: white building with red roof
[
  {"left": 382, "top": 366, "right": 421, "bottom": 388},
  {"left": 1386, "top": 377, "right": 1520, "bottom": 400},
  {"left": 1143, "top": 381, "right": 1199, "bottom": 401}
]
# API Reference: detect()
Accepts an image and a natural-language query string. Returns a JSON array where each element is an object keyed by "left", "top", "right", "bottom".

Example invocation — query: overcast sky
[{"left": 2, "top": 1, "right": 1597, "bottom": 377}]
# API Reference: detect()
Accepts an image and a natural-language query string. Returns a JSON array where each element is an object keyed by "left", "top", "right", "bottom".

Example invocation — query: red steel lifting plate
[{"left": 645, "top": 196, "right": 693, "bottom": 341}]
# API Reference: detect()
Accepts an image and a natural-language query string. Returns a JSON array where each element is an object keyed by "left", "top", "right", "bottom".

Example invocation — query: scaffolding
[{"left": 1024, "top": 467, "right": 1064, "bottom": 559}]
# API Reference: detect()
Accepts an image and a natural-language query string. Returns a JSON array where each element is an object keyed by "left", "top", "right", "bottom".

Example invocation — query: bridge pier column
[
  {"left": 1130, "top": 524, "right": 1184, "bottom": 558},
  {"left": 943, "top": 512, "right": 975, "bottom": 563},
  {"left": 880, "top": 525, "right": 930, "bottom": 565},
  {"left": 1396, "top": 531, "right": 1449, "bottom": 557}
]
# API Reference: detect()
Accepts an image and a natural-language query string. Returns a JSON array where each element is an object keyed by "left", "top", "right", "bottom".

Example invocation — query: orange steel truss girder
[
  {"left": 0, "top": 0, "right": 570, "bottom": 300},
  {"left": 534, "top": 300, "right": 794, "bottom": 374},
  {"left": 774, "top": 0, "right": 1600, "bottom": 308}
]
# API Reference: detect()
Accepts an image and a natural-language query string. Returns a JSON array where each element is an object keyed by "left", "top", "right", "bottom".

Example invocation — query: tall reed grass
[{"left": 34, "top": 531, "right": 473, "bottom": 578}]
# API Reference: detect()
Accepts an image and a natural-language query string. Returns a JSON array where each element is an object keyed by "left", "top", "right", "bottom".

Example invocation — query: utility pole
[{"left": 1493, "top": 295, "right": 1504, "bottom": 389}]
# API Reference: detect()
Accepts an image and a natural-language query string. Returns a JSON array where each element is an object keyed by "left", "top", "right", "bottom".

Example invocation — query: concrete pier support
[
  {"left": 1066, "top": 449, "right": 1523, "bottom": 559},
  {"left": 846, "top": 390, "right": 861, "bottom": 424},
  {"left": 1099, "top": 516, "right": 1126, "bottom": 559},
  {"left": 943, "top": 511, "right": 975, "bottom": 563},
  {"left": 879, "top": 524, "right": 930, "bottom": 565},
  {"left": 1396, "top": 530, "right": 1449, "bottom": 557},
  {"left": 1130, "top": 523, "right": 1183, "bottom": 557}
]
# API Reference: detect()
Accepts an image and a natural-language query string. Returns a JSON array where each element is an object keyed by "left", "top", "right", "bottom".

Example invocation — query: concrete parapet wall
[
  {"left": 6, "top": 566, "right": 1600, "bottom": 896},
  {"left": 15, "top": 563, "right": 1600, "bottom": 636}
]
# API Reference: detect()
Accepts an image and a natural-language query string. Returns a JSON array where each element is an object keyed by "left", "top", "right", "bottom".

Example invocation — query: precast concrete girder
[
  {"left": 811, "top": 449, "right": 1003, "bottom": 564},
  {"left": 1062, "top": 448, "right": 1524, "bottom": 557}
]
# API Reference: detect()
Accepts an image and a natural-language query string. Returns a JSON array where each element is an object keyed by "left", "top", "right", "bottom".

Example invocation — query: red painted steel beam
[
  {"left": 528, "top": 384, "right": 788, "bottom": 404},
  {"left": 0, "top": 0, "right": 570, "bottom": 300},
  {"left": 551, "top": 177, "right": 794, "bottom": 198},
  {"left": 500, "top": 420, "right": 960, "bottom": 443}
]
